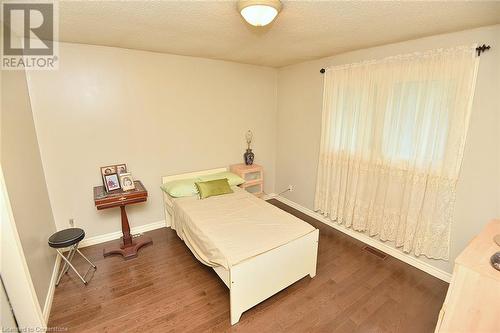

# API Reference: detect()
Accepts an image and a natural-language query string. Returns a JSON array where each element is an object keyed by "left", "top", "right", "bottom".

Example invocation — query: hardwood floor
[{"left": 48, "top": 199, "right": 448, "bottom": 332}]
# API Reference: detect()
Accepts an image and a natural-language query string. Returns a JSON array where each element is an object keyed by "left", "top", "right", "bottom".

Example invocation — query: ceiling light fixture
[{"left": 238, "top": 0, "right": 282, "bottom": 27}]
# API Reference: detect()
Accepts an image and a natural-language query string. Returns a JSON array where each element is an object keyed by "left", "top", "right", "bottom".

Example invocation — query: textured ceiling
[{"left": 57, "top": 1, "right": 500, "bottom": 67}]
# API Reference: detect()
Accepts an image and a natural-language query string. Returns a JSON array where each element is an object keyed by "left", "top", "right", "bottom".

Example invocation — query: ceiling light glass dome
[{"left": 238, "top": 0, "right": 282, "bottom": 27}]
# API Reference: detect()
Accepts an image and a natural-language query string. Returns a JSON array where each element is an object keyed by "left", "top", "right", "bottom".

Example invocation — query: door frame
[{"left": 0, "top": 167, "right": 45, "bottom": 330}]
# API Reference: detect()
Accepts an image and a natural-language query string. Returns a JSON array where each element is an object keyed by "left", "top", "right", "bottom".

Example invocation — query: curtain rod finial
[
  {"left": 476, "top": 44, "right": 491, "bottom": 56},
  {"left": 320, "top": 68, "right": 326, "bottom": 74}
]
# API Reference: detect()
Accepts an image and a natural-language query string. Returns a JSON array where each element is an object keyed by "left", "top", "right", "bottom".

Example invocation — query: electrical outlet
[
  {"left": 288, "top": 184, "right": 294, "bottom": 192},
  {"left": 69, "top": 218, "right": 75, "bottom": 227}
]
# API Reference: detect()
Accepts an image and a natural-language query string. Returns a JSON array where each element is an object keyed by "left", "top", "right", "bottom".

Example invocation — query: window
[{"left": 382, "top": 80, "right": 452, "bottom": 166}]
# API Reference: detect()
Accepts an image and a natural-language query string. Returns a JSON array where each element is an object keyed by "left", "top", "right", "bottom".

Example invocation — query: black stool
[{"left": 48, "top": 228, "right": 97, "bottom": 285}]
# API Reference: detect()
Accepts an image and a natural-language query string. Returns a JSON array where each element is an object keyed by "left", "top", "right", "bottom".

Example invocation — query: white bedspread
[{"left": 170, "top": 187, "right": 315, "bottom": 269}]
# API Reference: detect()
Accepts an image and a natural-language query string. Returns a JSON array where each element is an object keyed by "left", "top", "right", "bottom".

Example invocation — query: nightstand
[{"left": 230, "top": 163, "right": 264, "bottom": 197}]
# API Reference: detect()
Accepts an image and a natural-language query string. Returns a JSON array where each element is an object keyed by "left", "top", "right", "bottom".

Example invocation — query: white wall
[
  {"left": 276, "top": 25, "right": 500, "bottom": 273},
  {"left": 27, "top": 43, "right": 278, "bottom": 237},
  {"left": 1, "top": 68, "right": 57, "bottom": 308}
]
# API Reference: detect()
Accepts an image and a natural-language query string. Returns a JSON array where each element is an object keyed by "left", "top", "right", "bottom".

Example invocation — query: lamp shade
[{"left": 238, "top": 0, "right": 282, "bottom": 26}]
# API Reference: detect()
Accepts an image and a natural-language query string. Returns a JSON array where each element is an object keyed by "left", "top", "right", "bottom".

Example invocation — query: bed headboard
[{"left": 161, "top": 167, "right": 227, "bottom": 227}]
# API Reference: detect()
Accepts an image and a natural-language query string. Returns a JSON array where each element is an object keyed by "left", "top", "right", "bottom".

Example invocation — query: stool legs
[
  {"left": 76, "top": 249, "right": 97, "bottom": 269},
  {"left": 56, "top": 245, "right": 77, "bottom": 284},
  {"left": 55, "top": 243, "right": 96, "bottom": 286}
]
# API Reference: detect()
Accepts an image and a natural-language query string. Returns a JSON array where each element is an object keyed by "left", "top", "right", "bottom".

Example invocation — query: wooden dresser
[{"left": 435, "top": 219, "right": 500, "bottom": 332}]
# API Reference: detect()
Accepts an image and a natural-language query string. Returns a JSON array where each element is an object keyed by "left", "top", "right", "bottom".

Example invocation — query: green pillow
[
  {"left": 160, "top": 178, "right": 200, "bottom": 197},
  {"left": 195, "top": 179, "right": 233, "bottom": 199},
  {"left": 199, "top": 171, "right": 245, "bottom": 186}
]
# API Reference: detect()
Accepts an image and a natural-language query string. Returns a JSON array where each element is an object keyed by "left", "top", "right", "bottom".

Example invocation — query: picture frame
[
  {"left": 100, "top": 165, "right": 117, "bottom": 176},
  {"left": 119, "top": 173, "right": 135, "bottom": 191},
  {"left": 104, "top": 173, "right": 121, "bottom": 192},
  {"left": 116, "top": 163, "right": 127, "bottom": 175}
]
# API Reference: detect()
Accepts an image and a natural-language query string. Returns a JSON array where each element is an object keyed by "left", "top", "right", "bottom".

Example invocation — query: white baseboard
[
  {"left": 79, "top": 220, "right": 167, "bottom": 248},
  {"left": 272, "top": 195, "right": 452, "bottom": 283},
  {"left": 262, "top": 192, "right": 276, "bottom": 200},
  {"left": 43, "top": 255, "right": 61, "bottom": 324},
  {"left": 42, "top": 220, "right": 165, "bottom": 323}
]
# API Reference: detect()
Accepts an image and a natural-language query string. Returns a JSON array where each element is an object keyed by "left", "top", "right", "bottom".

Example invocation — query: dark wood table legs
[{"left": 103, "top": 205, "right": 152, "bottom": 260}]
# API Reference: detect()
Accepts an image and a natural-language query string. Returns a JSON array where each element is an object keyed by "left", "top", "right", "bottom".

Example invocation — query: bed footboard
[{"left": 229, "top": 228, "right": 319, "bottom": 325}]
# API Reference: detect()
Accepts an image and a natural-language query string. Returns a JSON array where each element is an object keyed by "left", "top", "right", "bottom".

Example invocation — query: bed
[{"left": 162, "top": 167, "right": 319, "bottom": 325}]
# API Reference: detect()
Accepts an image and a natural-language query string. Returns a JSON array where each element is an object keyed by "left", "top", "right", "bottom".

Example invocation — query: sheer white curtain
[{"left": 314, "top": 45, "right": 479, "bottom": 259}]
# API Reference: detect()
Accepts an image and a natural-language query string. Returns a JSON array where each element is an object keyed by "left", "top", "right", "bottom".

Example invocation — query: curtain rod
[{"left": 320, "top": 44, "right": 492, "bottom": 73}]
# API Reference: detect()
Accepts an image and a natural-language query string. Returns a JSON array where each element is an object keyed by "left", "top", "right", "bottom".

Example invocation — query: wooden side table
[
  {"left": 93, "top": 180, "right": 152, "bottom": 260},
  {"left": 434, "top": 220, "right": 500, "bottom": 333},
  {"left": 230, "top": 163, "right": 264, "bottom": 197}
]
